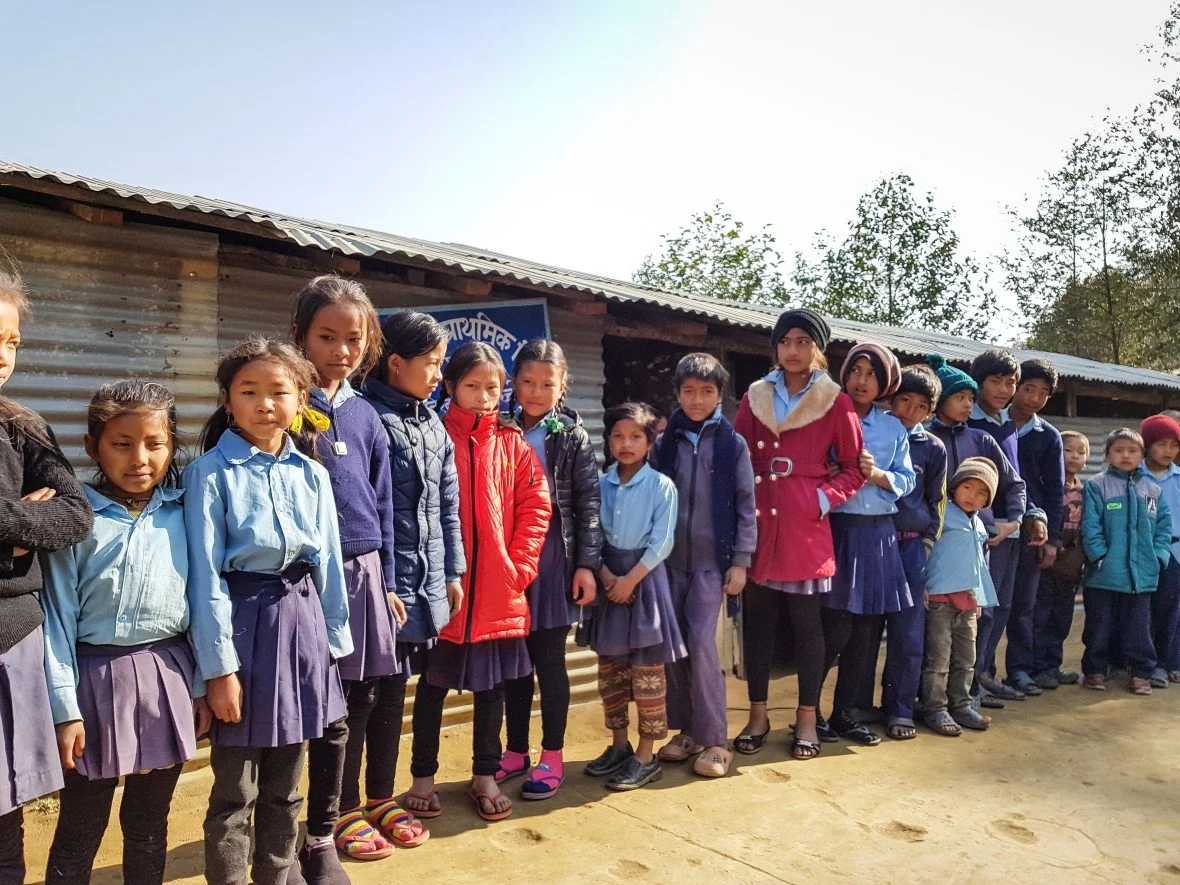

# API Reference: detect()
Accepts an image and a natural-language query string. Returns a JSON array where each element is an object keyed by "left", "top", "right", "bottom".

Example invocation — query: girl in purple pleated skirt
[{"left": 42, "top": 380, "right": 207, "bottom": 885}]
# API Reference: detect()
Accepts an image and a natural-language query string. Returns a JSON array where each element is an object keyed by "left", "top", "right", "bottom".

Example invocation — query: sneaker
[
  {"left": 1150, "top": 668, "right": 1169, "bottom": 689},
  {"left": 1082, "top": 673, "right": 1107, "bottom": 691},
  {"left": 1054, "top": 668, "right": 1081, "bottom": 686},
  {"left": 1032, "top": 670, "right": 1059, "bottom": 690},
  {"left": 297, "top": 840, "right": 349, "bottom": 885},
  {"left": 951, "top": 706, "right": 992, "bottom": 731},
  {"left": 605, "top": 755, "right": 663, "bottom": 791},
  {"left": 1131, "top": 676, "right": 1153, "bottom": 695},
  {"left": 584, "top": 743, "right": 634, "bottom": 777}
]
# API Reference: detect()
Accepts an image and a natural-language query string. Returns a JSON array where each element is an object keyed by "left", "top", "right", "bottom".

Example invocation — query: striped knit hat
[{"left": 840, "top": 343, "right": 901, "bottom": 399}]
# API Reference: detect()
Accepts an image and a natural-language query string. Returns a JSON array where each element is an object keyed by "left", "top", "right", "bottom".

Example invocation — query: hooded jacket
[
  {"left": 1082, "top": 465, "right": 1172, "bottom": 594},
  {"left": 442, "top": 403, "right": 552, "bottom": 643}
]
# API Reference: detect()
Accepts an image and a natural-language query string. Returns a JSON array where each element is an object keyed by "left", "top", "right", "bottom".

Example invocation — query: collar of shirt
[
  {"left": 905, "top": 421, "right": 928, "bottom": 440},
  {"left": 1150, "top": 463, "right": 1180, "bottom": 482},
  {"left": 1014, "top": 411, "right": 1044, "bottom": 438},
  {"left": 311, "top": 379, "right": 356, "bottom": 411},
  {"left": 217, "top": 429, "right": 305, "bottom": 466},
  {"left": 970, "top": 404, "right": 1009, "bottom": 426},
  {"left": 84, "top": 484, "right": 183, "bottom": 518},
  {"left": 770, "top": 368, "right": 821, "bottom": 412},
  {"left": 680, "top": 405, "right": 722, "bottom": 446},
  {"left": 603, "top": 461, "right": 653, "bottom": 488}
]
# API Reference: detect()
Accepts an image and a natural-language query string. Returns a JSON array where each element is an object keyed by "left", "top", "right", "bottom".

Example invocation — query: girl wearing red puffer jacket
[{"left": 407, "top": 343, "right": 551, "bottom": 826}]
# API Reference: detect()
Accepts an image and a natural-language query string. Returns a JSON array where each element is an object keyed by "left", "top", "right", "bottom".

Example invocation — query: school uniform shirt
[
  {"left": 892, "top": 423, "right": 947, "bottom": 546},
  {"left": 1015, "top": 412, "right": 1066, "bottom": 545},
  {"left": 183, "top": 430, "right": 352, "bottom": 681},
  {"left": 926, "top": 502, "right": 998, "bottom": 609},
  {"left": 600, "top": 462, "right": 677, "bottom": 571},
  {"left": 1148, "top": 463, "right": 1180, "bottom": 562},
  {"left": 970, "top": 405, "right": 1021, "bottom": 477},
  {"left": 835, "top": 405, "right": 915, "bottom": 515},
  {"left": 41, "top": 485, "right": 200, "bottom": 724}
]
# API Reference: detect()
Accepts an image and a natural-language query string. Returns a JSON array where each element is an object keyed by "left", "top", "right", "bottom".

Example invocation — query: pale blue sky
[{"left": 2, "top": 1, "right": 1169, "bottom": 301}]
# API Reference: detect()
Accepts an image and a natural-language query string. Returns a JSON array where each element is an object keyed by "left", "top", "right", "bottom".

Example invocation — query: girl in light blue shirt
[
  {"left": 184, "top": 338, "right": 352, "bottom": 885},
  {"left": 42, "top": 380, "right": 206, "bottom": 885}
]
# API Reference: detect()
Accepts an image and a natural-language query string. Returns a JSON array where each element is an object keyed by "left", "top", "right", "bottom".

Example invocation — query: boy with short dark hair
[
  {"left": 924, "top": 354, "right": 1030, "bottom": 710},
  {"left": 1080, "top": 428, "right": 1171, "bottom": 695},
  {"left": 1002, "top": 358, "right": 1065, "bottom": 696},
  {"left": 654, "top": 352, "right": 757, "bottom": 777},
  {"left": 966, "top": 348, "right": 1049, "bottom": 702},
  {"left": 1141, "top": 414, "right": 1180, "bottom": 687},
  {"left": 1032, "top": 430, "right": 1089, "bottom": 688}
]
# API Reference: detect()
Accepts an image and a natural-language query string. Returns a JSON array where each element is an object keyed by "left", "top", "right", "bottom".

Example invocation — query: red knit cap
[
  {"left": 1141, "top": 414, "right": 1180, "bottom": 451},
  {"left": 840, "top": 342, "right": 901, "bottom": 399}
]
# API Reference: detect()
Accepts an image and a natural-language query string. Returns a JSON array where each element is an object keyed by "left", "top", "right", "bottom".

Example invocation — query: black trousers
[
  {"left": 0, "top": 810, "right": 25, "bottom": 885},
  {"left": 46, "top": 765, "right": 183, "bottom": 885},
  {"left": 822, "top": 608, "right": 884, "bottom": 714},
  {"left": 339, "top": 675, "right": 407, "bottom": 811},
  {"left": 505, "top": 626, "right": 571, "bottom": 754},
  {"left": 742, "top": 583, "right": 826, "bottom": 708},
  {"left": 411, "top": 681, "right": 504, "bottom": 777}
]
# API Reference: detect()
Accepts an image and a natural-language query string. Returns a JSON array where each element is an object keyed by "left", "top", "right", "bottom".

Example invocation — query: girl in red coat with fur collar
[
  {"left": 732, "top": 309, "right": 864, "bottom": 761},
  {"left": 407, "top": 343, "right": 551, "bottom": 825}
]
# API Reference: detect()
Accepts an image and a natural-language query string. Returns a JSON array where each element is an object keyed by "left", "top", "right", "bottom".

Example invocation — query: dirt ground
[{"left": 18, "top": 616, "right": 1180, "bottom": 884}]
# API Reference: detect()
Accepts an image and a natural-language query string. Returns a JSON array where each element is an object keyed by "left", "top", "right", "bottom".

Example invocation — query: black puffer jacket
[
  {"left": 513, "top": 409, "right": 603, "bottom": 582},
  {"left": 361, "top": 377, "right": 465, "bottom": 645}
]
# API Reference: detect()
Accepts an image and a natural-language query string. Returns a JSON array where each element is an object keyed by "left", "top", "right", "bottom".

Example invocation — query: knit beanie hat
[
  {"left": 772, "top": 308, "right": 831, "bottom": 352},
  {"left": 950, "top": 456, "right": 999, "bottom": 508},
  {"left": 840, "top": 343, "right": 902, "bottom": 399},
  {"left": 925, "top": 354, "right": 978, "bottom": 407},
  {"left": 1140, "top": 414, "right": 1180, "bottom": 452}
]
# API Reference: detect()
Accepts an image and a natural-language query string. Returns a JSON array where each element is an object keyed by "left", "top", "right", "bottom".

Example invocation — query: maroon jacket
[{"left": 734, "top": 373, "right": 865, "bottom": 584}]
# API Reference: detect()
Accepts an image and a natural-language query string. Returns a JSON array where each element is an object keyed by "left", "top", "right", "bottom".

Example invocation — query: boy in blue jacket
[{"left": 1081, "top": 428, "right": 1172, "bottom": 695}]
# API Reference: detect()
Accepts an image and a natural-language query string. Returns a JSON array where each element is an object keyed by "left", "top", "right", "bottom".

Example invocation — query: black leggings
[
  {"left": 505, "top": 626, "right": 571, "bottom": 754},
  {"left": 742, "top": 583, "right": 825, "bottom": 708},
  {"left": 0, "top": 810, "right": 25, "bottom": 885},
  {"left": 46, "top": 765, "right": 183, "bottom": 885},
  {"left": 411, "top": 681, "right": 504, "bottom": 778},
  {"left": 339, "top": 675, "right": 407, "bottom": 811},
  {"left": 821, "top": 608, "right": 883, "bottom": 714}
]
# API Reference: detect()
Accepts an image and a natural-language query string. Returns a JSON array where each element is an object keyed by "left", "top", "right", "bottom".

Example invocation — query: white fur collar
[{"left": 747, "top": 373, "right": 842, "bottom": 434}]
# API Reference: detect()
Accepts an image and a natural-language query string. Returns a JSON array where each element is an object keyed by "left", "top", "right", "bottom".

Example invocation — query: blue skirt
[
  {"left": 825, "top": 514, "right": 914, "bottom": 615},
  {"left": 425, "top": 638, "right": 532, "bottom": 693},
  {"left": 75, "top": 635, "right": 198, "bottom": 780},
  {"left": 212, "top": 565, "right": 348, "bottom": 748},
  {"left": 0, "top": 627, "right": 62, "bottom": 815},
  {"left": 527, "top": 520, "right": 578, "bottom": 632},
  {"left": 576, "top": 545, "right": 688, "bottom": 665},
  {"left": 337, "top": 550, "right": 400, "bottom": 683}
]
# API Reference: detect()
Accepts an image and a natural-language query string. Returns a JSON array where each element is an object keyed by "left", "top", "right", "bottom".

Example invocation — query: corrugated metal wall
[
  {"left": 1046, "top": 415, "right": 1121, "bottom": 481},
  {"left": 0, "top": 198, "right": 220, "bottom": 466}
]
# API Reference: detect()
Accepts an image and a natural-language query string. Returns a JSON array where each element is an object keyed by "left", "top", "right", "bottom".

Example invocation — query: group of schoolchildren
[{"left": 0, "top": 275, "right": 1176, "bottom": 885}]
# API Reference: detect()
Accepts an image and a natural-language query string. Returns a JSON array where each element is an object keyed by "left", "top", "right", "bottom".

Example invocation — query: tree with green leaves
[
  {"left": 791, "top": 174, "right": 994, "bottom": 338},
  {"left": 633, "top": 201, "right": 789, "bottom": 306}
]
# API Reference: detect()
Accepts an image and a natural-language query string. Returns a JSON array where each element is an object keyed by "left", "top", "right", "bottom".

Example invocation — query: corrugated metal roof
[{"left": 3, "top": 160, "right": 1178, "bottom": 392}]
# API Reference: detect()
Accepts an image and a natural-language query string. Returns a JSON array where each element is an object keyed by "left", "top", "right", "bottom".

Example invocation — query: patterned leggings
[{"left": 597, "top": 657, "right": 668, "bottom": 738}]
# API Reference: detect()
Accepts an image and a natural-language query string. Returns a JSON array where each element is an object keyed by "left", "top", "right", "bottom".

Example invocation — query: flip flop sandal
[
  {"left": 790, "top": 719, "right": 839, "bottom": 743},
  {"left": 658, "top": 734, "right": 704, "bottom": 762},
  {"left": 333, "top": 811, "right": 396, "bottom": 860},
  {"left": 494, "top": 752, "right": 532, "bottom": 783},
  {"left": 885, "top": 717, "right": 918, "bottom": 740},
  {"left": 364, "top": 798, "right": 430, "bottom": 848},
  {"left": 733, "top": 726, "right": 771, "bottom": 755},
  {"left": 831, "top": 712, "right": 881, "bottom": 747},
  {"left": 923, "top": 711, "right": 962, "bottom": 737},
  {"left": 468, "top": 785, "right": 513, "bottom": 821},
  {"left": 400, "top": 789, "right": 442, "bottom": 819},
  {"left": 521, "top": 762, "right": 564, "bottom": 800},
  {"left": 692, "top": 747, "right": 732, "bottom": 777},
  {"left": 791, "top": 737, "right": 821, "bottom": 759}
]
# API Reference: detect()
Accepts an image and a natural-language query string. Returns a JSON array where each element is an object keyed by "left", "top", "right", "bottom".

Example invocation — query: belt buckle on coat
[{"left": 769, "top": 456, "right": 794, "bottom": 477}]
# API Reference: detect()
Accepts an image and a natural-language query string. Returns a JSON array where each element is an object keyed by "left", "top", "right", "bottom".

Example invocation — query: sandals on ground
[
  {"left": 494, "top": 750, "right": 531, "bottom": 784},
  {"left": 790, "top": 737, "right": 821, "bottom": 759},
  {"left": 830, "top": 710, "right": 881, "bottom": 747},
  {"left": 468, "top": 783, "right": 513, "bottom": 821},
  {"left": 658, "top": 734, "right": 704, "bottom": 763},
  {"left": 364, "top": 798, "right": 430, "bottom": 848},
  {"left": 692, "top": 746, "right": 733, "bottom": 777},
  {"left": 733, "top": 725, "right": 771, "bottom": 755},
  {"left": 885, "top": 717, "right": 918, "bottom": 740},
  {"left": 400, "top": 789, "right": 442, "bottom": 819},
  {"left": 923, "top": 710, "right": 962, "bottom": 737},
  {"left": 333, "top": 810, "right": 396, "bottom": 860}
]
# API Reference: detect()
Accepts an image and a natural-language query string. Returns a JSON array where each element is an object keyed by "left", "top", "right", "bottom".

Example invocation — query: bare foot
[
  {"left": 794, "top": 706, "right": 819, "bottom": 747},
  {"left": 403, "top": 776, "right": 440, "bottom": 816}
]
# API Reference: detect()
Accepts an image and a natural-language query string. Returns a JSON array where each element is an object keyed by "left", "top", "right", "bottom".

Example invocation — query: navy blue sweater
[
  {"left": 1016, "top": 416, "right": 1066, "bottom": 545},
  {"left": 311, "top": 385, "right": 397, "bottom": 589},
  {"left": 928, "top": 417, "right": 1027, "bottom": 529},
  {"left": 893, "top": 424, "right": 947, "bottom": 544},
  {"left": 969, "top": 410, "right": 1021, "bottom": 478}
]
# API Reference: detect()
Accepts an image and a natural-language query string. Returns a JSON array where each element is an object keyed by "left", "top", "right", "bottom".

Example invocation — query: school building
[{"left": 2, "top": 159, "right": 1177, "bottom": 720}]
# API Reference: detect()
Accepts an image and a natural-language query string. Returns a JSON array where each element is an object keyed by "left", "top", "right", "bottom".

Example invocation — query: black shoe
[
  {"left": 605, "top": 756, "right": 663, "bottom": 791},
  {"left": 830, "top": 710, "right": 882, "bottom": 747},
  {"left": 815, "top": 715, "right": 840, "bottom": 742},
  {"left": 585, "top": 742, "right": 634, "bottom": 777},
  {"left": 296, "top": 841, "right": 349, "bottom": 885}
]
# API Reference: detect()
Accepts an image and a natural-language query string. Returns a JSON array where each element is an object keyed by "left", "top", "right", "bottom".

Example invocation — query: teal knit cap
[{"left": 925, "top": 354, "right": 977, "bottom": 407}]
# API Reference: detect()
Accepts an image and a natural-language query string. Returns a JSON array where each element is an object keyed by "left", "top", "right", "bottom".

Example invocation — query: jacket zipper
[
  {"left": 463, "top": 413, "right": 481, "bottom": 642},
  {"left": 1127, "top": 473, "right": 1137, "bottom": 594},
  {"left": 686, "top": 436, "right": 700, "bottom": 572}
]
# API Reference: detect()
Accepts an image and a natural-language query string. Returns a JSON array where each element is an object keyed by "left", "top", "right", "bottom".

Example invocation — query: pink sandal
[{"left": 364, "top": 798, "right": 430, "bottom": 848}]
